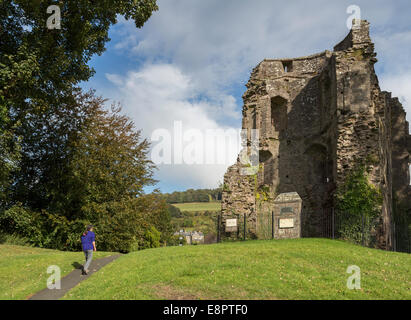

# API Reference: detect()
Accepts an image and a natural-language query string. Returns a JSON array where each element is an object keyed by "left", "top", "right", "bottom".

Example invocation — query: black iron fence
[
  {"left": 217, "top": 211, "right": 275, "bottom": 242},
  {"left": 321, "top": 209, "right": 411, "bottom": 253},
  {"left": 392, "top": 219, "right": 411, "bottom": 253},
  {"left": 322, "top": 209, "right": 379, "bottom": 247}
]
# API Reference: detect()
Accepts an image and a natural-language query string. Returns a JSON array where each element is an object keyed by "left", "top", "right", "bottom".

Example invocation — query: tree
[
  {"left": 162, "top": 187, "right": 223, "bottom": 203},
  {"left": 0, "top": 1, "right": 169, "bottom": 252},
  {"left": 2, "top": 91, "right": 168, "bottom": 252},
  {"left": 0, "top": 0, "right": 158, "bottom": 206},
  {"left": 168, "top": 204, "right": 182, "bottom": 218},
  {"left": 0, "top": 100, "right": 20, "bottom": 205},
  {"left": 63, "top": 92, "right": 156, "bottom": 221},
  {"left": 96, "top": 193, "right": 172, "bottom": 252},
  {"left": 1, "top": 0, "right": 158, "bottom": 115}
]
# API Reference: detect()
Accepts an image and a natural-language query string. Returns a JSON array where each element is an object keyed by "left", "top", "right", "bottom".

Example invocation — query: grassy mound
[
  {"left": 0, "top": 245, "right": 113, "bottom": 300},
  {"left": 62, "top": 239, "right": 411, "bottom": 300}
]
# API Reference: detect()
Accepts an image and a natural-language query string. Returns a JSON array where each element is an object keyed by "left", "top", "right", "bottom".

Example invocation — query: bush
[
  {"left": 95, "top": 200, "right": 144, "bottom": 253},
  {"left": 140, "top": 226, "right": 161, "bottom": 250},
  {"left": 168, "top": 204, "right": 182, "bottom": 218},
  {"left": 0, "top": 204, "right": 90, "bottom": 250},
  {"left": 40, "top": 213, "right": 90, "bottom": 251},
  {"left": 335, "top": 164, "right": 382, "bottom": 246},
  {"left": 183, "top": 219, "right": 194, "bottom": 228},
  {"left": 0, "top": 232, "right": 31, "bottom": 246},
  {"left": 0, "top": 193, "right": 174, "bottom": 253},
  {"left": 94, "top": 195, "right": 172, "bottom": 253},
  {"left": 167, "top": 234, "right": 183, "bottom": 246},
  {"left": 0, "top": 204, "right": 44, "bottom": 247}
]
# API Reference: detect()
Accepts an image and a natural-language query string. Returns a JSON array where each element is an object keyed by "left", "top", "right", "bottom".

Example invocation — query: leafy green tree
[
  {"left": 66, "top": 96, "right": 155, "bottom": 221},
  {"left": 0, "top": 1, "right": 174, "bottom": 252},
  {"left": 2, "top": 91, "right": 166, "bottom": 252},
  {"left": 168, "top": 204, "right": 182, "bottom": 218},
  {"left": 183, "top": 219, "right": 194, "bottom": 228},
  {"left": 11, "top": 89, "right": 155, "bottom": 220},
  {"left": 1, "top": 0, "right": 158, "bottom": 208},
  {"left": 140, "top": 226, "right": 161, "bottom": 249},
  {"left": 136, "top": 193, "right": 173, "bottom": 246},
  {"left": 162, "top": 187, "right": 223, "bottom": 203},
  {"left": 1, "top": 0, "right": 158, "bottom": 115},
  {"left": 96, "top": 194, "right": 171, "bottom": 252},
  {"left": 0, "top": 101, "right": 20, "bottom": 205},
  {"left": 11, "top": 88, "right": 88, "bottom": 211}
]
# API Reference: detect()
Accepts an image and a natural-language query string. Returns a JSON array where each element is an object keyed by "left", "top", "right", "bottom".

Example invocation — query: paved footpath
[{"left": 28, "top": 254, "right": 121, "bottom": 300}]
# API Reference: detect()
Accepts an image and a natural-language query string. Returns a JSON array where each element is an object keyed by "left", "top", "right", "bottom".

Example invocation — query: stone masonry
[{"left": 221, "top": 20, "right": 411, "bottom": 249}]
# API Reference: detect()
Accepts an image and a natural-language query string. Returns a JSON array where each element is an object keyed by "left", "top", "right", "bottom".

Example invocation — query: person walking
[{"left": 81, "top": 225, "right": 96, "bottom": 275}]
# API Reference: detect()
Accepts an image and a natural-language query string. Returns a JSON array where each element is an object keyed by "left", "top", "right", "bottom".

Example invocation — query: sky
[{"left": 81, "top": 0, "right": 411, "bottom": 193}]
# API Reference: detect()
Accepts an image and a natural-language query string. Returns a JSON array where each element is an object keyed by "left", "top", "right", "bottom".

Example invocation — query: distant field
[
  {"left": 63, "top": 239, "right": 411, "bottom": 300},
  {"left": 0, "top": 245, "right": 113, "bottom": 300},
  {"left": 172, "top": 201, "right": 221, "bottom": 212}
]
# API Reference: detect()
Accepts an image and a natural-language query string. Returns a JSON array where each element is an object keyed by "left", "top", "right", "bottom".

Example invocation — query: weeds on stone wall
[{"left": 335, "top": 163, "right": 382, "bottom": 246}]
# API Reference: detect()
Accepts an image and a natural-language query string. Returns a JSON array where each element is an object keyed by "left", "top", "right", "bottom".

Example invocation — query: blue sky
[{"left": 81, "top": 0, "right": 411, "bottom": 193}]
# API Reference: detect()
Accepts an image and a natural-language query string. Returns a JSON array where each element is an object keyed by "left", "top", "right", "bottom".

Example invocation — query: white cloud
[
  {"left": 380, "top": 74, "right": 411, "bottom": 121},
  {"left": 104, "top": 63, "right": 240, "bottom": 190},
  {"left": 375, "top": 30, "right": 411, "bottom": 126},
  {"left": 111, "top": 0, "right": 406, "bottom": 96}
]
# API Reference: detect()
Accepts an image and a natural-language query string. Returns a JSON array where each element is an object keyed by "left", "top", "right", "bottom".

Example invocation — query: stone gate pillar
[{"left": 273, "top": 192, "right": 302, "bottom": 239}]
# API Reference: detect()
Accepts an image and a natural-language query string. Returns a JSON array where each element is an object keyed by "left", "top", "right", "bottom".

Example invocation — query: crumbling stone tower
[{"left": 221, "top": 20, "right": 411, "bottom": 249}]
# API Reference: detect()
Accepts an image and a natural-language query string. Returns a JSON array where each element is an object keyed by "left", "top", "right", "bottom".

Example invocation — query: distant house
[
  {"left": 174, "top": 230, "right": 204, "bottom": 245},
  {"left": 191, "top": 231, "right": 204, "bottom": 244}
]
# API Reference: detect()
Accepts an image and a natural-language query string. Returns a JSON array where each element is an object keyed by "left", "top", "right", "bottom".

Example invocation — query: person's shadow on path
[{"left": 72, "top": 262, "right": 83, "bottom": 270}]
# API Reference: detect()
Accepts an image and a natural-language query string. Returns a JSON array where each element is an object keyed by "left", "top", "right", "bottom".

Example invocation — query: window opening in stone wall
[
  {"left": 259, "top": 150, "right": 273, "bottom": 185},
  {"left": 282, "top": 61, "right": 293, "bottom": 73},
  {"left": 271, "top": 96, "right": 288, "bottom": 132}
]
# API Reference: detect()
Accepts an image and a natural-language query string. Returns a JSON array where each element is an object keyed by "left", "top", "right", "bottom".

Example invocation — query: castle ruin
[{"left": 221, "top": 20, "right": 411, "bottom": 250}]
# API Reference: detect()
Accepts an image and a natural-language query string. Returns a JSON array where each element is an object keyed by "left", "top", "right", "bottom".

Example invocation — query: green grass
[
  {"left": 172, "top": 201, "right": 221, "bottom": 212},
  {"left": 0, "top": 245, "right": 113, "bottom": 300},
  {"left": 62, "top": 239, "right": 411, "bottom": 300}
]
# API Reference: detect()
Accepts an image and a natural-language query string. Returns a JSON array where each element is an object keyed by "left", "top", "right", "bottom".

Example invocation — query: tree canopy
[
  {"left": 0, "top": 1, "right": 175, "bottom": 252},
  {"left": 0, "top": 0, "right": 158, "bottom": 196}
]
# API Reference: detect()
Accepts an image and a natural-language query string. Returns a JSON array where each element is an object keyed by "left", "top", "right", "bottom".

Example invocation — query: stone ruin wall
[{"left": 221, "top": 20, "right": 411, "bottom": 248}]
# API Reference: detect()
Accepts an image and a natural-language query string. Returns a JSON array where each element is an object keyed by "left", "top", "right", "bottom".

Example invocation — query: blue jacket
[{"left": 81, "top": 231, "right": 95, "bottom": 251}]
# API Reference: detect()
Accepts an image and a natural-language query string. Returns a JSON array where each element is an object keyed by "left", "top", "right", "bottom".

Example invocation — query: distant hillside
[
  {"left": 162, "top": 188, "right": 222, "bottom": 203},
  {"left": 169, "top": 201, "right": 221, "bottom": 239}
]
